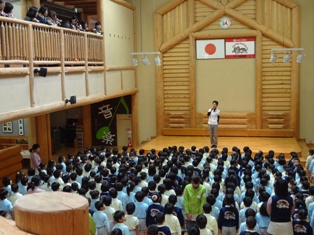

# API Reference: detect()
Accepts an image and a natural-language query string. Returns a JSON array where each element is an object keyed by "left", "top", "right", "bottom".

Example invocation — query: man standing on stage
[{"left": 207, "top": 100, "right": 220, "bottom": 148}]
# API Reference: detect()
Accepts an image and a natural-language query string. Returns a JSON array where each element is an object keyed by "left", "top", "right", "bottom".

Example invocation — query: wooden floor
[{"left": 139, "top": 136, "right": 302, "bottom": 159}]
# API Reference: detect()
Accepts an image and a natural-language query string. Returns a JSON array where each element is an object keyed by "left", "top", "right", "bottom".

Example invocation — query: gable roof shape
[{"left": 157, "top": 0, "right": 297, "bottom": 53}]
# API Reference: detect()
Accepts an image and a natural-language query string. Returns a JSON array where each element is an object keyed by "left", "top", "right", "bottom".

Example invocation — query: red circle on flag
[{"left": 205, "top": 43, "right": 216, "bottom": 55}]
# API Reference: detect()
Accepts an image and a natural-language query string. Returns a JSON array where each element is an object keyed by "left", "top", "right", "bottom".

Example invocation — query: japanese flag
[{"left": 196, "top": 39, "right": 225, "bottom": 59}]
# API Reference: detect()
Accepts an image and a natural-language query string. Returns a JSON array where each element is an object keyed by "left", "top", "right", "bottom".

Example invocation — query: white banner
[{"left": 225, "top": 38, "right": 255, "bottom": 58}]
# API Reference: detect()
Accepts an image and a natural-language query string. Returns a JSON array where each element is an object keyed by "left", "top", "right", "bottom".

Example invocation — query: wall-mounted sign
[
  {"left": 196, "top": 39, "right": 225, "bottom": 59},
  {"left": 225, "top": 38, "right": 256, "bottom": 58}
]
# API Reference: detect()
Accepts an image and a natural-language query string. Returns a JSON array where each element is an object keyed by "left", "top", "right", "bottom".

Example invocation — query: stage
[{"left": 139, "top": 136, "right": 302, "bottom": 158}]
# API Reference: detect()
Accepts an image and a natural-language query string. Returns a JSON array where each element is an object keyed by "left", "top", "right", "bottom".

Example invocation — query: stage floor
[{"left": 139, "top": 136, "right": 301, "bottom": 158}]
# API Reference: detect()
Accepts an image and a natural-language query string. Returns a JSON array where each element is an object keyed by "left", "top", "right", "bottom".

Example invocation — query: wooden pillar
[
  {"left": 131, "top": 93, "right": 139, "bottom": 147},
  {"left": 256, "top": 0, "right": 263, "bottom": 24},
  {"left": 188, "top": 0, "right": 195, "bottom": 27},
  {"left": 28, "top": 24, "right": 35, "bottom": 107},
  {"left": 31, "top": 0, "right": 40, "bottom": 9},
  {"left": 27, "top": 117, "right": 37, "bottom": 150},
  {"left": 21, "top": 0, "right": 28, "bottom": 20},
  {"left": 189, "top": 33, "right": 196, "bottom": 128},
  {"left": 291, "top": 6, "right": 300, "bottom": 140},
  {"left": 35, "top": 114, "right": 51, "bottom": 164},
  {"left": 155, "top": 12, "right": 164, "bottom": 135},
  {"left": 97, "top": 0, "right": 107, "bottom": 95},
  {"left": 83, "top": 105, "right": 92, "bottom": 147},
  {"left": 255, "top": 30, "right": 262, "bottom": 129}
]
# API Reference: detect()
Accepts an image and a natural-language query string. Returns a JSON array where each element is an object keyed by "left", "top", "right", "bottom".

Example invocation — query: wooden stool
[{"left": 14, "top": 192, "right": 89, "bottom": 235}]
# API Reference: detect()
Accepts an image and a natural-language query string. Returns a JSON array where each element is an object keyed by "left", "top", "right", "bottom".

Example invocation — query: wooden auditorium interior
[{"left": 0, "top": 0, "right": 314, "bottom": 234}]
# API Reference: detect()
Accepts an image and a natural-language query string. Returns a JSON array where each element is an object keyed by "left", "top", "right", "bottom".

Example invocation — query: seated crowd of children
[
  {"left": 0, "top": 0, "right": 103, "bottom": 34},
  {"left": 1, "top": 145, "right": 314, "bottom": 235}
]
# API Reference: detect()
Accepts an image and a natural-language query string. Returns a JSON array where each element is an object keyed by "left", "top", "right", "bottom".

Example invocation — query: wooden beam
[
  {"left": 198, "top": 0, "right": 223, "bottom": 10},
  {"left": 225, "top": 0, "right": 249, "bottom": 9},
  {"left": 193, "top": 29, "right": 257, "bottom": 39},
  {"left": 225, "top": 9, "right": 295, "bottom": 48},
  {"left": 106, "top": 66, "right": 135, "bottom": 71},
  {"left": 111, "top": 0, "right": 135, "bottom": 10},
  {"left": 160, "top": 9, "right": 225, "bottom": 53},
  {"left": 0, "top": 68, "right": 29, "bottom": 75},
  {"left": 0, "top": 89, "right": 138, "bottom": 124},
  {"left": 156, "top": 0, "right": 186, "bottom": 15},
  {"left": 275, "top": 0, "right": 298, "bottom": 9}
]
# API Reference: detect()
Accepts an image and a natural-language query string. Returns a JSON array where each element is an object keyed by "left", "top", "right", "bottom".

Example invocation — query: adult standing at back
[
  {"left": 207, "top": 100, "right": 220, "bottom": 148},
  {"left": 184, "top": 175, "right": 207, "bottom": 231},
  {"left": 30, "top": 144, "right": 41, "bottom": 174},
  {"left": 267, "top": 178, "right": 294, "bottom": 235}
]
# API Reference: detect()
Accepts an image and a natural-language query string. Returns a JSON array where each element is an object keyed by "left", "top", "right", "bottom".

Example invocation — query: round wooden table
[{"left": 14, "top": 192, "right": 89, "bottom": 235}]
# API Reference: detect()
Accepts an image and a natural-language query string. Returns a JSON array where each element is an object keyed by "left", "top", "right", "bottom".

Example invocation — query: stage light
[
  {"left": 283, "top": 53, "right": 292, "bottom": 63},
  {"left": 154, "top": 55, "right": 161, "bottom": 66},
  {"left": 131, "top": 56, "right": 138, "bottom": 66},
  {"left": 296, "top": 53, "right": 304, "bottom": 63},
  {"left": 65, "top": 96, "right": 76, "bottom": 105},
  {"left": 34, "top": 67, "right": 47, "bottom": 77},
  {"left": 270, "top": 53, "right": 277, "bottom": 63},
  {"left": 141, "top": 55, "right": 150, "bottom": 65}
]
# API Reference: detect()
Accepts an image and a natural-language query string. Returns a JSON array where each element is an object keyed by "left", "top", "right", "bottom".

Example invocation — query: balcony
[{"left": 0, "top": 17, "right": 106, "bottom": 122}]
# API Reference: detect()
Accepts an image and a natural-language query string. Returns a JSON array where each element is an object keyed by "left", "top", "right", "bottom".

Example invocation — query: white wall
[
  {"left": 134, "top": 0, "right": 169, "bottom": 143},
  {"left": 196, "top": 59, "right": 256, "bottom": 113}
]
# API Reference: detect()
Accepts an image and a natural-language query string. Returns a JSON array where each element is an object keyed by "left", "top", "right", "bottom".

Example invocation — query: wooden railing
[{"left": 0, "top": 17, "right": 104, "bottom": 66}]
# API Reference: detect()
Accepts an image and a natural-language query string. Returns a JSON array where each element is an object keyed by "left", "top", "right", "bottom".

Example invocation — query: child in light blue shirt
[
  {"left": 133, "top": 191, "right": 148, "bottom": 235},
  {"left": 256, "top": 202, "right": 270, "bottom": 235},
  {"left": 239, "top": 208, "right": 259, "bottom": 233},
  {"left": 112, "top": 211, "right": 130, "bottom": 235},
  {"left": 0, "top": 189, "right": 13, "bottom": 219},
  {"left": 93, "top": 200, "right": 110, "bottom": 235}
]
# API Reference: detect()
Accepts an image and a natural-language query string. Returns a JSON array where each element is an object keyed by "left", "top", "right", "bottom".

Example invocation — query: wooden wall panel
[
  {"left": 163, "top": 40, "right": 190, "bottom": 113},
  {"left": 0, "top": 145, "right": 23, "bottom": 187},
  {"left": 234, "top": 0, "right": 256, "bottom": 20},
  {"left": 156, "top": 0, "right": 299, "bottom": 137},
  {"left": 261, "top": 0, "right": 292, "bottom": 40},
  {"left": 162, "top": 1, "right": 188, "bottom": 42},
  {"left": 261, "top": 36, "right": 292, "bottom": 120}
]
